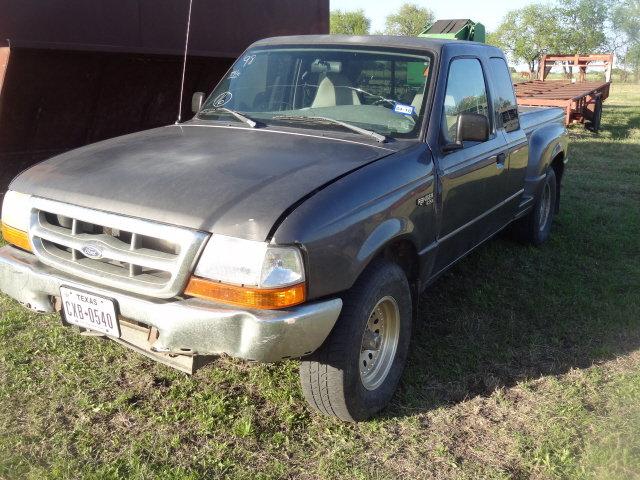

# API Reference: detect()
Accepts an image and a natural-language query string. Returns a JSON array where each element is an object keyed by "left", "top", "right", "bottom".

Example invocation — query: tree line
[
  {"left": 330, "top": 3, "right": 434, "bottom": 37},
  {"left": 330, "top": 1, "right": 640, "bottom": 79}
]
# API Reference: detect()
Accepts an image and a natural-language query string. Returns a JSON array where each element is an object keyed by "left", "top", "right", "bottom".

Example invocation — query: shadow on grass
[
  {"left": 592, "top": 105, "right": 640, "bottom": 140},
  {"left": 380, "top": 138, "right": 640, "bottom": 419}
]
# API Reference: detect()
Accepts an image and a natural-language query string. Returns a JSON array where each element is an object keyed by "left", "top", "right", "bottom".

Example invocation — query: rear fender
[{"left": 524, "top": 122, "right": 568, "bottom": 199}]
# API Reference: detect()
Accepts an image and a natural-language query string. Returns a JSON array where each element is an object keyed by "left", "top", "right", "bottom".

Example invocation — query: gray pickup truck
[{"left": 0, "top": 35, "right": 568, "bottom": 421}]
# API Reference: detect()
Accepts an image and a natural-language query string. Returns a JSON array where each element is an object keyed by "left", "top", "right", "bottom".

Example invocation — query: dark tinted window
[
  {"left": 442, "top": 58, "right": 489, "bottom": 143},
  {"left": 490, "top": 57, "right": 519, "bottom": 133}
]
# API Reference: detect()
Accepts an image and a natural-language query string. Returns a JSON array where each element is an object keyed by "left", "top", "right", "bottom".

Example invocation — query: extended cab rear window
[{"left": 490, "top": 57, "right": 520, "bottom": 132}]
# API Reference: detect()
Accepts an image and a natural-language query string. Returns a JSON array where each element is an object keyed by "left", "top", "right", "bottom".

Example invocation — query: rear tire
[
  {"left": 299, "top": 259, "right": 412, "bottom": 422},
  {"left": 513, "top": 167, "right": 557, "bottom": 245}
]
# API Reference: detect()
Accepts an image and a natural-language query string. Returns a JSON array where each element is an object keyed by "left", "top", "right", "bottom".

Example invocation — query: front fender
[
  {"left": 272, "top": 143, "right": 436, "bottom": 300},
  {"left": 356, "top": 218, "right": 409, "bottom": 263}
]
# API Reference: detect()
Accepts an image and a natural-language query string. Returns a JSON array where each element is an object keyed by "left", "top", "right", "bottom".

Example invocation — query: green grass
[{"left": 1, "top": 84, "right": 639, "bottom": 479}]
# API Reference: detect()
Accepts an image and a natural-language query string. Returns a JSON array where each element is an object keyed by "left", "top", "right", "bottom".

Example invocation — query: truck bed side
[{"left": 518, "top": 106, "right": 565, "bottom": 135}]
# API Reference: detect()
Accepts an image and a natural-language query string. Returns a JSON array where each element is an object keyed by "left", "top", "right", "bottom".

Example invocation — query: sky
[{"left": 330, "top": 0, "right": 552, "bottom": 33}]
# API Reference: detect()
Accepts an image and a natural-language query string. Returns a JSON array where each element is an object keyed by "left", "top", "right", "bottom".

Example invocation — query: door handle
[{"left": 496, "top": 152, "right": 507, "bottom": 167}]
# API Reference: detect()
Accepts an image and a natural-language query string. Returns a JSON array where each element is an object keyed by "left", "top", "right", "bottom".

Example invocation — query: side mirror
[
  {"left": 443, "top": 113, "right": 490, "bottom": 152},
  {"left": 457, "top": 113, "right": 490, "bottom": 143},
  {"left": 191, "top": 92, "right": 205, "bottom": 114}
]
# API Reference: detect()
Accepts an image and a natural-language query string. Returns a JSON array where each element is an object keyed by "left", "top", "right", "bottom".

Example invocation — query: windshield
[{"left": 198, "top": 46, "right": 433, "bottom": 139}]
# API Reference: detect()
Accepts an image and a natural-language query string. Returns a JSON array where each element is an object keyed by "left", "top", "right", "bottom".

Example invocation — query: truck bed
[{"left": 518, "top": 106, "right": 565, "bottom": 135}]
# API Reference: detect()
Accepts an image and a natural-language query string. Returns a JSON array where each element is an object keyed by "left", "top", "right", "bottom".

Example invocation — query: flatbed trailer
[
  {"left": 514, "top": 80, "right": 610, "bottom": 131},
  {"left": 514, "top": 54, "right": 613, "bottom": 132}
]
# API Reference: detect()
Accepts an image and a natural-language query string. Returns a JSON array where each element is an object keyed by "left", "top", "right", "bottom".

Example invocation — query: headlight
[
  {"left": 1, "top": 191, "right": 32, "bottom": 251},
  {"left": 2, "top": 191, "right": 31, "bottom": 232},
  {"left": 193, "top": 235, "right": 304, "bottom": 287},
  {"left": 260, "top": 246, "right": 305, "bottom": 287},
  {"left": 185, "top": 234, "right": 306, "bottom": 309}
]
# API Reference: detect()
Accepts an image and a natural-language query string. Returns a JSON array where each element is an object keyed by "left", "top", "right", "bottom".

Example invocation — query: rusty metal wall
[
  {"left": 0, "top": 0, "right": 329, "bottom": 194},
  {"left": 0, "top": 48, "right": 233, "bottom": 191},
  {"left": 0, "top": 0, "right": 330, "bottom": 56}
]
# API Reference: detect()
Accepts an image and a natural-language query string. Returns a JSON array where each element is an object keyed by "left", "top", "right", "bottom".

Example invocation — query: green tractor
[
  {"left": 419, "top": 19, "right": 485, "bottom": 43},
  {"left": 406, "top": 19, "right": 486, "bottom": 85}
]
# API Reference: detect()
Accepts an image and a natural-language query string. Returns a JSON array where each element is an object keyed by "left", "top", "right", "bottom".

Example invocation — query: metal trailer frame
[
  {"left": 514, "top": 53, "right": 613, "bottom": 131},
  {"left": 538, "top": 53, "right": 614, "bottom": 82},
  {"left": 515, "top": 80, "right": 610, "bottom": 128}
]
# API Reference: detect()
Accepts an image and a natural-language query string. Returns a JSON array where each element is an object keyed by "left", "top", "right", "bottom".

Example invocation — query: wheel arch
[
  {"left": 523, "top": 122, "right": 569, "bottom": 202},
  {"left": 352, "top": 228, "right": 421, "bottom": 311},
  {"left": 380, "top": 238, "right": 419, "bottom": 284}
]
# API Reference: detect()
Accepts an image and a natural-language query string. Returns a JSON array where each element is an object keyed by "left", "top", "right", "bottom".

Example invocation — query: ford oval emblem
[{"left": 81, "top": 244, "right": 103, "bottom": 259}]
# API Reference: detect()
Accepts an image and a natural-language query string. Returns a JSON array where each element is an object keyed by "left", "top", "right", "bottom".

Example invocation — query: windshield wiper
[
  {"left": 273, "top": 115, "right": 387, "bottom": 143},
  {"left": 199, "top": 107, "right": 259, "bottom": 128}
]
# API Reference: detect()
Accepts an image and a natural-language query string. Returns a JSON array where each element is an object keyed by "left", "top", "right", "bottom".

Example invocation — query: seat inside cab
[
  {"left": 307, "top": 58, "right": 426, "bottom": 117},
  {"left": 311, "top": 73, "right": 361, "bottom": 108}
]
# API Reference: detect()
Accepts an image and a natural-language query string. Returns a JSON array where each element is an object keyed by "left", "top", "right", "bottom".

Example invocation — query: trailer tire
[
  {"left": 299, "top": 259, "right": 412, "bottom": 422},
  {"left": 586, "top": 94, "right": 603, "bottom": 133}
]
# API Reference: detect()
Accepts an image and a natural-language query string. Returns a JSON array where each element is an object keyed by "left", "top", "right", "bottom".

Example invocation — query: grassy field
[{"left": 1, "top": 84, "right": 639, "bottom": 479}]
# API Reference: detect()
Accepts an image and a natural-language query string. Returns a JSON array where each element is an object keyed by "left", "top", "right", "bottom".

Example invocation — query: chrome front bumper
[{"left": 0, "top": 246, "right": 342, "bottom": 371}]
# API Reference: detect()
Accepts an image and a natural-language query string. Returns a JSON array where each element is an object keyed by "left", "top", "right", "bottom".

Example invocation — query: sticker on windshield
[
  {"left": 229, "top": 70, "right": 241, "bottom": 79},
  {"left": 242, "top": 54, "right": 256, "bottom": 67},
  {"left": 393, "top": 103, "right": 416, "bottom": 116},
  {"left": 212, "top": 91, "right": 233, "bottom": 107}
]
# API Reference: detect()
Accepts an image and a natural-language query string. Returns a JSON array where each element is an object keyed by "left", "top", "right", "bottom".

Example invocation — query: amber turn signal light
[
  {"left": 1, "top": 222, "right": 31, "bottom": 252},
  {"left": 184, "top": 276, "right": 306, "bottom": 310}
]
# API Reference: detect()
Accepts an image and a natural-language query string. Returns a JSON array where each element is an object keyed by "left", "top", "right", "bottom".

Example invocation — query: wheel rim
[
  {"left": 538, "top": 180, "right": 552, "bottom": 232},
  {"left": 359, "top": 296, "right": 401, "bottom": 391}
]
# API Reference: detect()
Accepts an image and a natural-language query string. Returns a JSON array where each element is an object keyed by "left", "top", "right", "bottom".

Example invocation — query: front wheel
[{"left": 299, "top": 259, "right": 412, "bottom": 422}]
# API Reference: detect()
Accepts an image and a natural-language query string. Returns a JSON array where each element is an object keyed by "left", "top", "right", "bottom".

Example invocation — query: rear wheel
[
  {"left": 513, "top": 167, "right": 557, "bottom": 245},
  {"left": 299, "top": 259, "right": 412, "bottom": 422}
]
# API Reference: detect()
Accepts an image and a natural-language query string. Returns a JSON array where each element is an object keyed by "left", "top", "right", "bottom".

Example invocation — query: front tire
[{"left": 299, "top": 259, "right": 412, "bottom": 422}]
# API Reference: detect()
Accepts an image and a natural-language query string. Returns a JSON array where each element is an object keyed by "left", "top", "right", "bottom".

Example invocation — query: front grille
[{"left": 29, "top": 197, "right": 208, "bottom": 298}]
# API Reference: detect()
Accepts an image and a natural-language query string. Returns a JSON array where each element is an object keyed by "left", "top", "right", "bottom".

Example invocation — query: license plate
[{"left": 60, "top": 286, "right": 120, "bottom": 337}]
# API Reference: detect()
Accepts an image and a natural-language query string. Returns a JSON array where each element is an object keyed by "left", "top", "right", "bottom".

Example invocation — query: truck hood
[{"left": 10, "top": 123, "right": 394, "bottom": 240}]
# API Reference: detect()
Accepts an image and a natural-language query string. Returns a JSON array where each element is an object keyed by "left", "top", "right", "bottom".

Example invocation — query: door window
[
  {"left": 442, "top": 58, "right": 489, "bottom": 143},
  {"left": 490, "top": 57, "right": 520, "bottom": 132}
]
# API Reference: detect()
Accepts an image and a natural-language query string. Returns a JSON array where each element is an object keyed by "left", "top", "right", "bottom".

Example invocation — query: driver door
[{"left": 432, "top": 57, "right": 510, "bottom": 273}]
